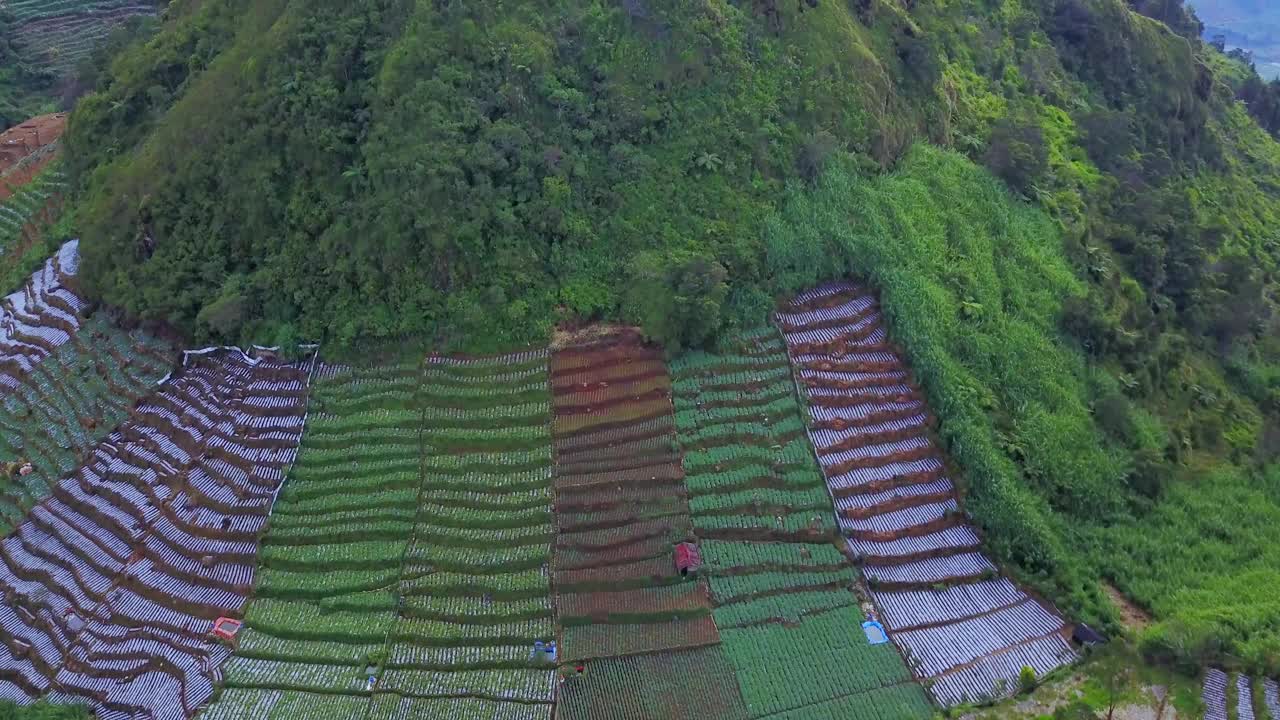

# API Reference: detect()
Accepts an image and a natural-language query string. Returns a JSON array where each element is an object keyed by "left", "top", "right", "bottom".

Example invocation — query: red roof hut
[{"left": 674, "top": 542, "right": 702, "bottom": 577}]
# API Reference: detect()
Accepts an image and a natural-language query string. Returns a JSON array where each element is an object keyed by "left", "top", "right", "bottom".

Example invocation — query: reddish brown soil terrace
[
  {"left": 0, "top": 114, "right": 67, "bottom": 201},
  {"left": 0, "top": 348, "right": 311, "bottom": 719},
  {"left": 550, "top": 330, "right": 720, "bottom": 661}
]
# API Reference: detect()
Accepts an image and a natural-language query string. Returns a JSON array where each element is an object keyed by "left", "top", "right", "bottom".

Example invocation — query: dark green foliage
[
  {"left": 65, "top": 0, "right": 934, "bottom": 350},
  {"left": 0, "top": 701, "right": 90, "bottom": 720},
  {"left": 1099, "top": 465, "right": 1280, "bottom": 676}
]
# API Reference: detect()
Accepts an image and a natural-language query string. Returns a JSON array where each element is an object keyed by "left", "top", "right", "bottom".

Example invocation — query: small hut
[
  {"left": 212, "top": 617, "right": 243, "bottom": 646},
  {"left": 1072, "top": 623, "right": 1106, "bottom": 646},
  {"left": 674, "top": 542, "right": 702, "bottom": 578}
]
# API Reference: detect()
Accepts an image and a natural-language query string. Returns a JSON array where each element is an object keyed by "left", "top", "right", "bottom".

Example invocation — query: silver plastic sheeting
[
  {"left": 926, "top": 634, "right": 1079, "bottom": 706},
  {"left": 1241, "top": 675, "right": 1256, "bottom": 720},
  {"left": 0, "top": 239, "right": 83, "bottom": 391},
  {"left": 862, "top": 552, "right": 995, "bottom": 586},
  {"left": 0, "top": 349, "right": 310, "bottom": 719},
  {"left": 872, "top": 579, "right": 1027, "bottom": 631},
  {"left": 848, "top": 525, "right": 981, "bottom": 562},
  {"left": 1204, "top": 669, "right": 1229, "bottom": 720},
  {"left": 778, "top": 279, "right": 1078, "bottom": 705}
]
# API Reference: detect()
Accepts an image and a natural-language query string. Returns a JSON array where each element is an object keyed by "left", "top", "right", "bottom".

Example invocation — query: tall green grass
[{"left": 766, "top": 144, "right": 1124, "bottom": 626}]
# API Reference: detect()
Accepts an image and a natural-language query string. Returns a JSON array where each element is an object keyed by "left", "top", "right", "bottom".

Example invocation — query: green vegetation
[
  {"left": 223, "top": 355, "right": 560, "bottom": 718},
  {"left": 671, "top": 328, "right": 928, "bottom": 718},
  {"left": 0, "top": 9, "right": 53, "bottom": 128},
  {"left": 0, "top": 701, "right": 90, "bottom": 720},
  {"left": 44, "top": 0, "right": 1280, "bottom": 687}
]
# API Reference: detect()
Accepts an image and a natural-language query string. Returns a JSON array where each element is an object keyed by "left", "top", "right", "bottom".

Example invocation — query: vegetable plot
[
  {"left": 776, "top": 282, "right": 1077, "bottom": 706},
  {"left": 378, "top": 351, "right": 556, "bottom": 719},
  {"left": 550, "top": 331, "right": 743, "bottom": 720},
  {"left": 219, "top": 363, "right": 420, "bottom": 717},
  {"left": 0, "top": 348, "right": 310, "bottom": 719},
  {"left": 0, "top": 312, "right": 172, "bottom": 531},
  {"left": 671, "top": 327, "right": 928, "bottom": 719}
]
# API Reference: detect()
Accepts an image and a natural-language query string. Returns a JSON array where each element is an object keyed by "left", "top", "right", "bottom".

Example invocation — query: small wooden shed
[{"left": 674, "top": 542, "right": 702, "bottom": 577}]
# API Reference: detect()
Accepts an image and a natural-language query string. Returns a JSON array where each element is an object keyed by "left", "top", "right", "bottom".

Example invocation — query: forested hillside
[{"left": 56, "top": 0, "right": 1280, "bottom": 680}]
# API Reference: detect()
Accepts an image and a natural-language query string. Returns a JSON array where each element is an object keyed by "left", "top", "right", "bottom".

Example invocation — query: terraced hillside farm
[
  {"left": 0, "top": 309, "right": 173, "bottom": 533},
  {"left": 670, "top": 327, "right": 932, "bottom": 720},
  {"left": 0, "top": 166, "right": 64, "bottom": 258},
  {"left": 775, "top": 282, "right": 1078, "bottom": 707},
  {"left": 0, "top": 238, "right": 176, "bottom": 532},
  {"left": 551, "top": 332, "right": 748, "bottom": 720},
  {"left": 209, "top": 362, "right": 422, "bottom": 719},
  {"left": 3, "top": 0, "right": 156, "bottom": 77},
  {"left": 0, "top": 239, "right": 83, "bottom": 378},
  {"left": 385, "top": 351, "right": 556, "bottom": 719},
  {"left": 213, "top": 352, "right": 559, "bottom": 719},
  {"left": 0, "top": 348, "right": 309, "bottom": 719}
]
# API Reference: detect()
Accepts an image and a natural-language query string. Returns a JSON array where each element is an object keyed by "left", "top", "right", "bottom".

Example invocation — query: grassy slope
[{"left": 768, "top": 142, "right": 1280, "bottom": 674}]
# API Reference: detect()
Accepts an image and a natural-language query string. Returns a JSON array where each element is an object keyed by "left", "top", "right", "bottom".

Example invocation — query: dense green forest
[{"left": 37, "top": 0, "right": 1280, "bottom": 679}]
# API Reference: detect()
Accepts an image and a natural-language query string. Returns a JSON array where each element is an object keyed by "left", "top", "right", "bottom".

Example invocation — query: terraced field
[
  {"left": 0, "top": 260, "right": 1108, "bottom": 716},
  {"left": 0, "top": 312, "right": 173, "bottom": 532},
  {"left": 775, "top": 282, "right": 1077, "bottom": 706},
  {"left": 671, "top": 327, "right": 931, "bottom": 719},
  {"left": 0, "top": 167, "right": 64, "bottom": 257},
  {"left": 4, "top": 0, "right": 157, "bottom": 76},
  {"left": 0, "top": 239, "right": 173, "bottom": 530},
  {"left": 211, "top": 362, "right": 421, "bottom": 718},
  {"left": 550, "top": 332, "right": 747, "bottom": 720},
  {"left": 0, "top": 347, "right": 309, "bottom": 718},
  {"left": 1201, "top": 669, "right": 1280, "bottom": 720},
  {"left": 214, "top": 352, "right": 558, "bottom": 719},
  {"left": 384, "top": 351, "right": 556, "bottom": 718}
]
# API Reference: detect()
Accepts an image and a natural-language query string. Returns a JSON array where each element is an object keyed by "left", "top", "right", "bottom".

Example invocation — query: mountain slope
[{"left": 60, "top": 0, "right": 1280, "bottom": 677}]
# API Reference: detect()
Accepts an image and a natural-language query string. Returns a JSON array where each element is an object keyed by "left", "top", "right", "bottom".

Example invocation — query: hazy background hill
[{"left": 1195, "top": 0, "right": 1280, "bottom": 77}]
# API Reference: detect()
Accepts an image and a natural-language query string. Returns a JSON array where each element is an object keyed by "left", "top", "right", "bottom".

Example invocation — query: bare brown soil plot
[{"left": 550, "top": 331, "right": 719, "bottom": 662}]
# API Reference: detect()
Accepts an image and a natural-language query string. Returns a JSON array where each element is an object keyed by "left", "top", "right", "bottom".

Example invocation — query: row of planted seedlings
[
  {"left": 0, "top": 166, "right": 63, "bottom": 253},
  {"left": 669, "top": 326, "right": 932, "bottom": 720},
  {"left": 371, "top": 350, "right": 557, "bottom": 720},
  {"left": 549, "top": 332, "right": 747, "bottom": 720},
  {"left": 207, "top": 362, "right": 424, "bottom": 719},
  {"left": 0, "top": 314, "right": 173, "bottom": 531}
]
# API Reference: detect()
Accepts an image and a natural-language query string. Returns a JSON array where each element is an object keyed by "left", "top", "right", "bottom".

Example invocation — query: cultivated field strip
[
  {"left": 1204, "top": 668, "right": 1228, "bottom": 720},
  {"left": 216, "top": 362, "right": 421, "bottom": 718},
  {"left": 549, "top": 331, "right": 718, "bottom": 664},
  {"left": 377, "top": 350, "right": 556, "bottom": 719},
  {"left": 0, "top": 313, "right": 173, "bottom": 532},
  {"left": 0, "top": 348, "right": 309, "bottom": 719},
  {"left": 776, "top": 282, "right": 1076, "bottom": 706},
  {"left": 0, "top": 239, "right": 85, "bottom": 391},
  {"left": 212, "top": 352, "right": 559, "bottom": 719},
  {"left": 555, "top": 646, "right": 750, "bottom": 720},
  {"left": 0, "top": 167, "right": 64, "bottom": 254},
  {"left": 670, "top": 327, "right": 928, "bottom": 720},
  {"left": 1241, "top": 675, "right": 1256, "bottom": 720},
  {"left": 6, "top": 0, "right": 156, "bottom": 76}
]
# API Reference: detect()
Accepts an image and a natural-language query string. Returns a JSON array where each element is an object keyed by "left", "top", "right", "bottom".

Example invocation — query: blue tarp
[{"left": 862, "top": 620, "right": 889, "bottom": 645}]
